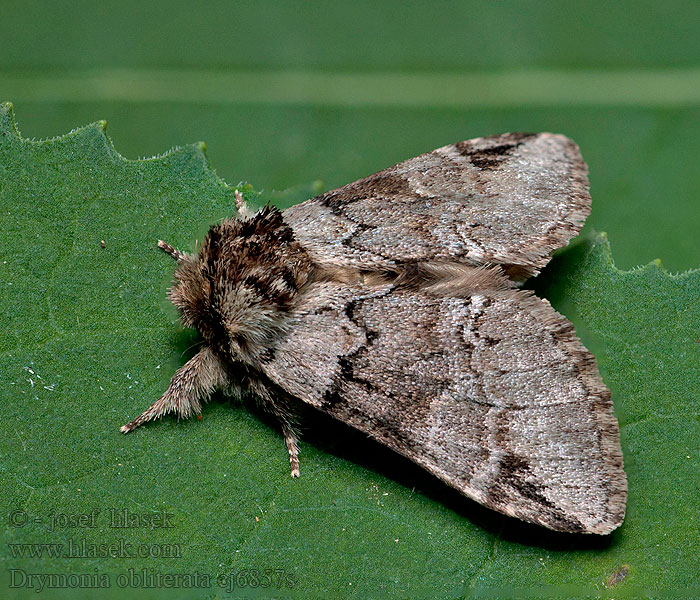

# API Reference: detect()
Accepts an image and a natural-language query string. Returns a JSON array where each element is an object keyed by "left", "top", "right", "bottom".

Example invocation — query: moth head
[{"left": 167, "top": 207, "right": 311, "bottom": 363}]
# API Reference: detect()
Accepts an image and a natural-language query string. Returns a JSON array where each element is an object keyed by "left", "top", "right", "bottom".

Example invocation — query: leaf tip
[{"left": 0, "top": 101, "right": 20, "bottom": 138}]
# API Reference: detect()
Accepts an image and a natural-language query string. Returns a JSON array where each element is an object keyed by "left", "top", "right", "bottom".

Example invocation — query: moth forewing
[{"left": 122, "top": 133, "right": 626, "bottom": 533}]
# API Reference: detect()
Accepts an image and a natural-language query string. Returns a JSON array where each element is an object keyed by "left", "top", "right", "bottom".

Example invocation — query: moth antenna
[
  {"left": 157, "top": 239, "right": 186, "bottom": 263},
  {"left": 120, "top": 347, "right": 228, "bottom": 433}
]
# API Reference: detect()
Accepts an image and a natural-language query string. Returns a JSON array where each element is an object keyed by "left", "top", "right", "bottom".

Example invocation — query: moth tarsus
[
  {"left": 287, "top": 436, "right": 301, "bottom": 479},
  {"left": 122, "top": 132, "right": 627, "bottom": 533}
]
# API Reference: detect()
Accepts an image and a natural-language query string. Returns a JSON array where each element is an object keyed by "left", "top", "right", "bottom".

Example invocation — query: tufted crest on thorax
[{"left": 168, "top": 206, "right": 313, "bottom": 363}]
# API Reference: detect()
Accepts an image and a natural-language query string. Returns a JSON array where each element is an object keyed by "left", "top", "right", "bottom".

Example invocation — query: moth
[{"left": 122, "top": 132, "right": 627, "bottom": 534}]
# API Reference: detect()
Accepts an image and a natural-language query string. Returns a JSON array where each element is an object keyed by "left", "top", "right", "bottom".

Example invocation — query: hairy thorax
[{"left": 167, "top": 206, "right": 314, "bottom": 364}]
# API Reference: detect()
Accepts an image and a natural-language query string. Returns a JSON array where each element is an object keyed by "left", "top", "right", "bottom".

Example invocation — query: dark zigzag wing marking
[
  {"left": 259, "top": 279, "right": 626, "bottom": 533},
  {"left": 282, "top": 132, "right": 590, "bottom": 279}
]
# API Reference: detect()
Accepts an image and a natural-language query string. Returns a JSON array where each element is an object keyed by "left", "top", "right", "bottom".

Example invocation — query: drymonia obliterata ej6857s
[{"left": 122, "top": 132, "right": 627, "bottom": 534}]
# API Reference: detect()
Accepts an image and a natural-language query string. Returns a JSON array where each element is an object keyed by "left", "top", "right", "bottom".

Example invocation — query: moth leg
[
  {"left": 269, "top": 411, "right": 301, "bottom": 478},
  {"left": 248, "top": 379, "right": 301, "bottom": 478},
  {"left": 157, "top": 239, "right": 186, "bottom": 263},
  {"left": 120, "top": 346, "right": 228, "bottom": 433},
  {"left": 282, "top": 424, "right": 301, "bottom": 478}
]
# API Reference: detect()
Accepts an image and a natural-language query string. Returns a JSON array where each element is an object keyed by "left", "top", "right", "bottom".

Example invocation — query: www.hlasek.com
[{"left": 8, "top": 538, "right": 182, "bottom": 559}]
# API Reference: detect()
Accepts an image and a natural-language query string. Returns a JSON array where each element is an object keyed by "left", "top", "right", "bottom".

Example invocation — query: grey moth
[{"left": 122, "top": 132, "right": 627, "bottom": 534}]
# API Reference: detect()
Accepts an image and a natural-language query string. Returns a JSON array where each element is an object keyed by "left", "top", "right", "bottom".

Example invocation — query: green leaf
[{"left": 1, "top": 103, "right": 698, "bottom": 598}]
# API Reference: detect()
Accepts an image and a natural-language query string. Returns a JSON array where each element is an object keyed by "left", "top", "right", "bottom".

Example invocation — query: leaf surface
[{"left": 1, "top": 104, "right": 698, "bottom": 598}]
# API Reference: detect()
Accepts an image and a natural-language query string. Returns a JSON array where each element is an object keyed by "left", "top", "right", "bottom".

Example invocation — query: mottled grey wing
[
  {"left": 260, "top": 280, "right": 626, "bottom": 533},
  {"left": 282, "top": 133, "right": 590, "bottom": 279}
]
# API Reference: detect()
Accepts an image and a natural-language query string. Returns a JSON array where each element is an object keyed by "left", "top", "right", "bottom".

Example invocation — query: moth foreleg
[
  {"left": 157, "top": 239, "right": 186, "bottom": 263},
  {"left": 120, "top": 346, "right": 228, "bottom": 433}
]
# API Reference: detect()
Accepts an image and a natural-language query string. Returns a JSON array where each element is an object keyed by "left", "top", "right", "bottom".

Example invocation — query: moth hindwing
[{"left": 122, "top": 132, "right": 627, "bottom": 534}]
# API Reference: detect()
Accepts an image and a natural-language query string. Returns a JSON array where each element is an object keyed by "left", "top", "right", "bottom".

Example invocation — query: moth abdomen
[{"left": 309, "top": 261, "right": 516, "bottom": 302}]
